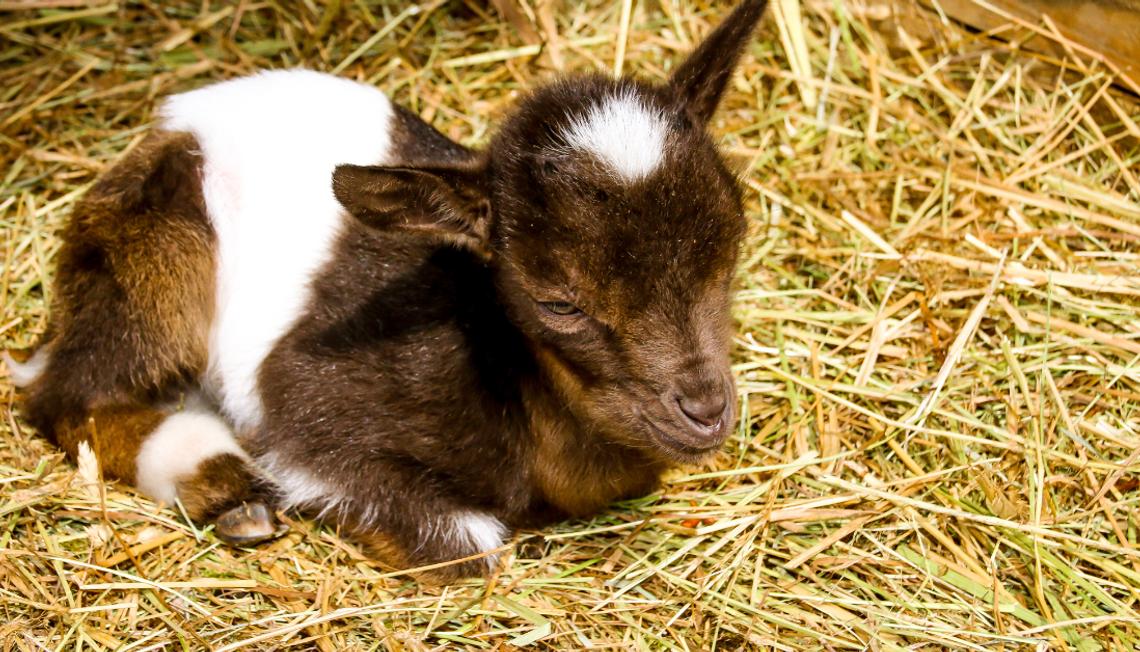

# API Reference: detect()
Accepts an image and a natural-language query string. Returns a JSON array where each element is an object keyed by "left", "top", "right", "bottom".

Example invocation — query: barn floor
[{"left": 2, "top": 0, "right": 1139, "bottom": 649}]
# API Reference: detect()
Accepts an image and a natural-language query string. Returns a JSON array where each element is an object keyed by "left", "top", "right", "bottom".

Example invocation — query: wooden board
[
  {"left": 849, "top": 0, "right": 1140, "bottom": 91},
  {"left": 927, "top": 0, "right": 1140, "bottom": 90}
]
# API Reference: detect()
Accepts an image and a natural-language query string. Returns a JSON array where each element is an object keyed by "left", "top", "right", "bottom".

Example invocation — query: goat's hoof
[{"left": 214, "top": 502, "right": 286, "bottom": 546}]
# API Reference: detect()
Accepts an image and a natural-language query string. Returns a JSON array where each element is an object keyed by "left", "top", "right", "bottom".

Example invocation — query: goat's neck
[{"left": 519, "top": 374, "right": 665, "bottom": 521}]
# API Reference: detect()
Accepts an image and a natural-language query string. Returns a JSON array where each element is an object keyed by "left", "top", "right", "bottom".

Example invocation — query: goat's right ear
[{"left": 332, "top": 161, "right": 492, "bottom": 254}]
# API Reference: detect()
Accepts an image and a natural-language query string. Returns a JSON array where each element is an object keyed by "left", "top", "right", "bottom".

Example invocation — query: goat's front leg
[
  {"left": 347, "top": 506, "right": 508, "bottom": 583},
  {"left": 260, "top": 453, "right": 509, "bottom": 582}
]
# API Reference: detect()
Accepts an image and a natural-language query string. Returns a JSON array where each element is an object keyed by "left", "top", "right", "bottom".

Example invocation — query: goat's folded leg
[
  {"left": 49, "top": 404, "right": 283, "bottom": 545},
  {"left": 171, "top": 446, "right": 284, "bottom": 546},
  {"left": 345, "top": 506, "right": 509, "bottom": 583},
  {"left": 261, "top": 457, "right": 510, "bottom": 582}
]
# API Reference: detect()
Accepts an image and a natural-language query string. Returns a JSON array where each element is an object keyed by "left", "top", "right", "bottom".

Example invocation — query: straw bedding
[{"left": 1, "top": 0, "right": 1138, "bottom": 649}]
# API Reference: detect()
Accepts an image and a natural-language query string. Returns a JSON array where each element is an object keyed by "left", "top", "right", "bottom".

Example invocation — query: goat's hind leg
[
  {"left": 51, "top": 402, "right": 282, "bottom": 545},
  {"left": 136, "top": 406, "right": 283, "bottom": 545},
  {"left": 12, "top": 130, "right": 279, "bottom": 545}
]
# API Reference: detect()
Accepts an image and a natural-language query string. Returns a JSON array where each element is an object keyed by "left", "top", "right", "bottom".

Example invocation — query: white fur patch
[
  {"left": 258, "top": 451, "right": 343, "bottom": 518},
  {"left": 3, "top": 348, "right": 49, "bottom": 387},
  {"left": 560, "top": 90, "right": 667, "bottom": 182},
  {"left": 135, "top": 410, "right": 247, "bottom": 505},
  {"left": 448, "top": 511, "right": 507, "bottom": 568},
  {"left": 160, "top": 69, "right": 397, "bottom": 430}
]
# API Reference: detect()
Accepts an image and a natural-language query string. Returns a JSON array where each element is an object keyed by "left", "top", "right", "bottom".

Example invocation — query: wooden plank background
[{"left": 861, "top": 0, "right": 1140, "bottom": 91}]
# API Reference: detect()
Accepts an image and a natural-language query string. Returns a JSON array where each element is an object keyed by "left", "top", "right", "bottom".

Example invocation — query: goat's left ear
[
  {"left": 669, "top": 0, "right": 769, "bottom": 124},
  {"left": 332, "top": 161, "right": 492, "bottom": 254}
]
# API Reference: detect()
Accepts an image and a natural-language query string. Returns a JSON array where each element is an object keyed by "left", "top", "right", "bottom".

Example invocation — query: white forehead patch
[{"left": 560, "top": 90, "right": 667, "bottom": 182}]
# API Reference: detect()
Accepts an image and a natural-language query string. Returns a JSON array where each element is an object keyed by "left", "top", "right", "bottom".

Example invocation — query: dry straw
[{"left": 2, "top": 0, "right": 1139, "bottom": 649}]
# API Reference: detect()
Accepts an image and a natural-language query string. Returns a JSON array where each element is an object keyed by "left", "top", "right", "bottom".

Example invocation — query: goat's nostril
[{"left": 677, "top": 393, "right": 727, "bottom": 428}]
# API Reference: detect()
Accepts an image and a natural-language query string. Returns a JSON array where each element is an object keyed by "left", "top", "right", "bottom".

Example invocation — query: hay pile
[{"left": 2, "top": 0, "right": 1138, "bottom": 649}]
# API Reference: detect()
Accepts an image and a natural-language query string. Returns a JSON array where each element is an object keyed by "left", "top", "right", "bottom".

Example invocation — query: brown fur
[
  {"left": 526, "top": 387, "right": 664, "bottom": 518},
  {"left": 52, "top": 405, "right": 165, "bottom": 484},
  {"left": 25, "top": 130, "right": 214, "bottom": 439}
]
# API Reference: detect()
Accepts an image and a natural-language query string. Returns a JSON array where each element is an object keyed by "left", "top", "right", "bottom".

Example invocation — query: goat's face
[
  {"left": 488, "top": 77, "right": 744, "bottom": 462},
  {"left": 333, "top": 0, "right": 768, "bottom": 463}
]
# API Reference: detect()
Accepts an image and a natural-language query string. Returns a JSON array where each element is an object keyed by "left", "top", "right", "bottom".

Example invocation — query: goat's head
[{"left": 334, "top": 0, "right": 767, "bottom": 463}]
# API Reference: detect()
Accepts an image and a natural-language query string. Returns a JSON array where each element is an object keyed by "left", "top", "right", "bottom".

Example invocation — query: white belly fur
[{"left": 160, "top": 69, "right": 395, "bottom": 431}]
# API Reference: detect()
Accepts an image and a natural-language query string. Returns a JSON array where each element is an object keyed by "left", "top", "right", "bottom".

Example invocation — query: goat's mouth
[{"left": 639, "top": 414, "right": 726, "bottom": 462}]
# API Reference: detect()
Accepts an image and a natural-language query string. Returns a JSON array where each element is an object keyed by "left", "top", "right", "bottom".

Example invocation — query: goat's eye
[{"left": 539, "top": 301, "right": 581, "bottom": 316}]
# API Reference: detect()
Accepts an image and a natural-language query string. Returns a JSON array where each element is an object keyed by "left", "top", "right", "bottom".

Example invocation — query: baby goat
[{"left": 10, "top": 0, "right": 767, "bottom": 580}]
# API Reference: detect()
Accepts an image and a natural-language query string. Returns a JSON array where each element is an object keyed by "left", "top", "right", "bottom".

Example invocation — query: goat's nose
[{"left": 677, "top": 392, "right": 728, "bottom": 429}]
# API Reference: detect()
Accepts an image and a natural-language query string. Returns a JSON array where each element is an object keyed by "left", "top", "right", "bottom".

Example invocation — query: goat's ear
[
  {"left": 332, "top": 161, "right": 492, "bottom": 254},
  {"left": 669, "top": 0, "right": 768, "bottom": 124}
]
